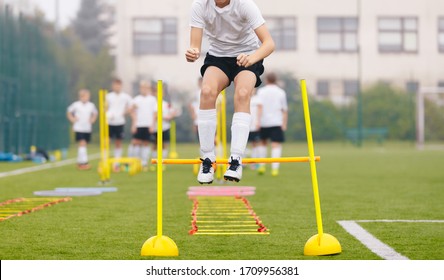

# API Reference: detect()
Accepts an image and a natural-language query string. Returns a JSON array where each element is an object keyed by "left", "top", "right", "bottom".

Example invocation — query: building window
[
  {"left": 344, "top": 80, "right": 359, "bottom": 97},
  {"left": 439, "top": 17, "right": 444, "bottom": 52},
  {"left": 265, "top": 17, "right": 297, "bottom": 51},
  {"left": 378, "top": 17, "right": 418, "bottom": 53},
  {"left": 133, "top": 18, "right": 177, "bottom": 55},
  {"left": 406, "top": 81, "right": 419, "bottom": 93},
  {"left": 317, "top": 80, "right": 330, "bottom": 97},
  {"left": 317, "top": 17, "right": 358, "bottom": 52}
]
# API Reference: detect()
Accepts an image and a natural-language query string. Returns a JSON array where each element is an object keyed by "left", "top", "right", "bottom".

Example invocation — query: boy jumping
[{"left": 186, "top": 0, "right": 275, "bottom": 183}]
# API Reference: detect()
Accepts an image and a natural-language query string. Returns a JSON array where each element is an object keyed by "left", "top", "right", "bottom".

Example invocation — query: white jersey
[
  {"left": 257, "top": 84, "right": 288, "bottom": 128},
  {"left": 190, "top": 0, "right": 265, "bottom": 57},
  {"left": 67, "top": 101, "right": 98, "bottom": 133},
  {"left": 132, "top": 94, "right": 157, "bottom": 128},
  {"left": 249, "top": 94, "right": 262, "bottom": 131},
  {"left": 106, "top": 91, "right": 132, "bottom": 125},
  {"left": 153, "top": 100, "right": 173, "bottom": 132}
]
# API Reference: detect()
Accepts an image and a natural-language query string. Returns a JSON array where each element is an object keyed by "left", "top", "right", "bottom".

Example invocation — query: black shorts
[
  {"left": 260, "top": 126, "right": 285, "bottom": 143},
  {"left": 248, "top": 131, "right": 261, "bottom": 142},
  {"left": 200, "top": 53, "right": 264, "bottom": 88},
  {"left": 133, "top": 127, "right": 151, "bottom": 141},
  {"left": 153, "top": 129, "right": 170, "bottom": 143},
  {"left": 75, "top": 132, "right": 91, "bottom": 143},
  {"left": 109, "top": 125, "right": 124, "bottom": 140}
]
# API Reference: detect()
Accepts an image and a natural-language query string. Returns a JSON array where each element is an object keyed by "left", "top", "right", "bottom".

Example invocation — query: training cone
[
  {"left": 141, "top": 235, "right": 179, "bottom": 257},
  {"left": 304, "top": 233, "right": 341, "bottom": 256}
]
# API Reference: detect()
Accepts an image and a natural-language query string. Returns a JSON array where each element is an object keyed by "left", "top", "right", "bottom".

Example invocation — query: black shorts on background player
[
  {"left": 109, "top": 125, "right": 124, "bottom": 140},
  {"left": 260, "top": 126, "right": 285, "bottom": 143},
  {"left": 133, "top": 127, "right": 151, "bottom": 141},
  {"left": 75, "top": 132, "right": 91, "bottom": 143},
  {"left": 153, "top": 129, "right": 171, "bottom": 143},
  {"left": 248, "top": 131, "right": 261, "bottom": 142}
]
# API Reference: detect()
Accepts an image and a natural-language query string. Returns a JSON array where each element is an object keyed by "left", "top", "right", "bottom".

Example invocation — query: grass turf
[{"left": 0, "top": 142, "right": 443, "bottom": 260}]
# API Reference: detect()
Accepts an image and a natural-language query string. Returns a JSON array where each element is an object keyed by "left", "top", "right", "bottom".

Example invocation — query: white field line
[
  {"left": 337, "top": 219, "right": 444, "bottom": 260},
  {"left": 0, "top": 153, "right": 101, "bottom": 179}
]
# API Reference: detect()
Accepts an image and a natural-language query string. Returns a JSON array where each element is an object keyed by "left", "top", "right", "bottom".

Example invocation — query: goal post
[{"left": 416, "top": 87, "right": 444, "bottom": 149}]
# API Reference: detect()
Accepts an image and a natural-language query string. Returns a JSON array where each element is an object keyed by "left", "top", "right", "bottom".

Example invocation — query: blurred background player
[
  {"left": 129, "top": 80, "right": 157, "bottom": 170},
  {"left": 150, "top": 98, "right": 178, "bottom": 171},
  {"left": 247, "top": 88, "right": 262, "bottom": 170},
  {"left": 257, "top": 72, "right": 288, "bottom": 176},
  {"left": 67, "top": 89, "right": 98, "bottom": 170},
  {"left": 106, "top": 78, "right": 132, "bottom": 171}
]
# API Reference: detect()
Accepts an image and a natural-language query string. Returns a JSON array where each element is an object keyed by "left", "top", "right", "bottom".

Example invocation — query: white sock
[
  {"left": 133, "top": 145, "right": 141, "bottom": 159},
  {"left": 198, "top": 109, "right": 217, "bottom": 162},
  {"left": 114, "top": 147, "right": 122, "bottom": 158},
  {"left": 271, "top": 146, "right": 282, "bottom": 170},
  {"left": 252, "top": 146, "right": 259, "bottom": 158},
  {"left": 78, "top": 146, "right": 87, "bottom": 164},
  {"left": 163, "top": 149, "right": 168, "bottom": 159},
  {"left": 141, "top": 146, "right": 151, "bottom": 166},
  {"left": 127, "top": 144, "right": 134, "bottom": 157},
  {"left": 230, "top": 112, "right": 251, "bottom": 159},
  {"left": 257, "top": 145, "right": 267, "bottom": 168}
]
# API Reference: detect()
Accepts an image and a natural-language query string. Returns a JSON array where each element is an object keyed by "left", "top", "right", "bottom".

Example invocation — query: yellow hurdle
[{"left": 153, "top": 156, "right": 320, "bottom": 165}]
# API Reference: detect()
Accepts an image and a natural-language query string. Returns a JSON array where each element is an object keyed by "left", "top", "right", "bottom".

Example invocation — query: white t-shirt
[
  {"left": 106, "top": 91, "right": 132, "bottom": 126},
  {"left": 153, "top": 100, "right": 173, "bottom": 132},
  {"left": 131, "top": 94, "right": 157, "bottom": 128},
  {"left": 257, "top": 84, "right": 288, "bottom": 127},
  {"left": 249, "top": 94, "right": 262, "bottom": 131},
  {"left": 67, "top": 101, "right": 98, "bottom": 133},
  {"left": 190, "top": 0, "right": 265, "bottom": 57}
]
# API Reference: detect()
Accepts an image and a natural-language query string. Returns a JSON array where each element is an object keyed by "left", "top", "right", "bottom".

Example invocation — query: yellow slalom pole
[
  {"left": 104, "top": 90, "right": 111, "bottom": 180},
  {"left": 152, "top": 156, "right": 320, "bottom": 165},
  {"left": 301, "top": 79, "right": 341, "bottom": 256},
  {"left": 169, "top": 120, "right": 178, "bottom": 159},
  {"left": 216, "top": 99, "right": 222, "bottom": 180},
  {"left": 156, "top": 81, "right": 164, "bottom": 238},
  {"left": 141, "top": 80, "right": 178, "bottom": 257},
  {"left": 99, "top": 90, "right": 106, "bottom": 182},
  {"left": 301, "top": 80, "right": 323, "bottom": 239},
  {"left": 221, "top": 90, "right": 228, "bottom": 171}
]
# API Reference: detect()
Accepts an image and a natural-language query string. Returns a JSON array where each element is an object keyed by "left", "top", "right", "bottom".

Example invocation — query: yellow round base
[
  {"left": 169, "top": 152, "right": 179, "bottom": 159},
  {"left": 304, "top": 233, "right": 341, "bottom": 256},
  {"left": 141, "top": 235, "right": 179, "bottom": 257}
]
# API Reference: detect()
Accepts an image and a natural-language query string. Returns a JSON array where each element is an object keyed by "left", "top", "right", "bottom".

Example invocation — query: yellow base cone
[
  {"left": 141, "top": 235, "right": 179, "bottom": 257},
  {"left": 304, "top": 233, "right": 341, "bottom": 256}
]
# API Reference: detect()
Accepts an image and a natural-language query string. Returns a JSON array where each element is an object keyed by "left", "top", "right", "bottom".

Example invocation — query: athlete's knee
[
  {"left": 235, "top": 87, "right": 251, "bottom": 103},
  {"left": 200, "top": 84, "right": 218, "bottom": 104}
]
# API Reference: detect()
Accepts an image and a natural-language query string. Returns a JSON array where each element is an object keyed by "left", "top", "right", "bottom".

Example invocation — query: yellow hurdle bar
[{"left": 152, "top": 156, "right": 320, "bottom": 165}]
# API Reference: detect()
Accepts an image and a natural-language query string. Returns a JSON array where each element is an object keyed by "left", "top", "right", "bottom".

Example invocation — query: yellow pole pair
[
  {"left": 141, "top": 81, "right": 179, "bottom": 257},
  {"left": 99, "top": 89, "right": 110, "bottom": 182}
]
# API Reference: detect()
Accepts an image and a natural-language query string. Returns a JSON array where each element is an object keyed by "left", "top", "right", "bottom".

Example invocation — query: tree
[{"left": 71, "top": 0, "right": 111, "bottom": 55}]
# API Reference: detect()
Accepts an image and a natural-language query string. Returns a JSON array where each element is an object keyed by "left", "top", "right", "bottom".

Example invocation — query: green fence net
[{"left": 0, "top": 6, "right": 69, "bottom": 155}]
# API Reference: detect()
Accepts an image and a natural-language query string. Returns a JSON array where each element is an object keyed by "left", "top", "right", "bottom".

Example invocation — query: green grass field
[{"left": 0, "top": 142, "right": 443, "bottom": 260}]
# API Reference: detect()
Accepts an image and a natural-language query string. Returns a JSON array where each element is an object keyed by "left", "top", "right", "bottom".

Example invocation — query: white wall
[{"left": 114, "top": 0, "right": 444, "bottom": 101}]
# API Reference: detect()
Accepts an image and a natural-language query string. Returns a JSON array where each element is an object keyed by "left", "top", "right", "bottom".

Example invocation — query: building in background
[
  {"left": 111, "top": 0, "right": 444, "bottom": 104},
  {"left": 0, "top": 0, "right": 37, "bottom": 16}
]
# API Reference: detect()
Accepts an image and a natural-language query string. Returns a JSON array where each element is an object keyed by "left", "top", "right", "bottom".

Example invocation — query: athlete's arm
[
  {"left": 186, "top": 27, "right": 203, "bottom": 62},
  {"left": 237, "top": 24, "right": 275, "bottom": 67}
]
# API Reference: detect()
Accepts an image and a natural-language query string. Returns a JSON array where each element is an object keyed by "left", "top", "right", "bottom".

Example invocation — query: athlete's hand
[
  {"left": 185, "top": 48, "right": 200, "bottom": 62},
  {"left": 131, "top": 125, "right": 137, "bottom": 134},
  {"left": 236, "top": 53, "right": 254, "bottom": 67}
]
